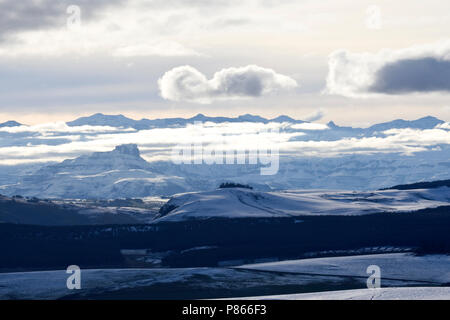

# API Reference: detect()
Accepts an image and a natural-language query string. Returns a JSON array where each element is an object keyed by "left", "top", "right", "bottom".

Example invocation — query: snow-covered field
[
  {"left": 0, "top": 267, "right": 343, "bottom": 300},
  {"left": 237, "top": 253, "right": 450, "bottom": 284},
  {"left": 234, "top": 287, "right": 450, "bottom": 300},
  {"left": 230, "top": 253, "right": 450, "bottom": 300},
  {"left": 157, "top": 187, "right": 450, "bottom": 221},
  {"left": 0, "top": 268, "right": 235, "bottom": 300},
  {"left": 0, "top": 253, "right": 448, "bottom": 300}
]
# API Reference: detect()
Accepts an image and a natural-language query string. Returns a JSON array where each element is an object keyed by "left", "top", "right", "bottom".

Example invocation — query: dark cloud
[
  {"left": 0, "top": 0, "right": 124, "bottom": 40},
  {"left": 370, "top": 57, "right": 450, "bottom": 94},
  {"left": 327, "top": 42, "right": 450, "bottom": 97}
]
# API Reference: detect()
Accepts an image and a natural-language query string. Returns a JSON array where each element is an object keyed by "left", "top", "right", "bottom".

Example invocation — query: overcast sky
[{"left": 1, "top": 0, "right": 450, "bottom": 126}]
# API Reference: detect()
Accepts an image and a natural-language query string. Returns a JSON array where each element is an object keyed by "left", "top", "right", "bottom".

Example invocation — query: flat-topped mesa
[{"left": 113, "top": 144, "right": 140, "bottom": 157}]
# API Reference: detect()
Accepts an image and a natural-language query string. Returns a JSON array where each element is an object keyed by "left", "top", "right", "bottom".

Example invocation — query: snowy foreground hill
[
  {"left": 156, "top": 186, "right": 450, "bottom": 221},
  {"left": 0, "top": 253, "right": 448, "bottom": 299},
  {"left": 1, "top": 183, "right": 448, "bottom": 225},
  {"left": 232, "top": 253, "right": 450, "bottom": 300}
]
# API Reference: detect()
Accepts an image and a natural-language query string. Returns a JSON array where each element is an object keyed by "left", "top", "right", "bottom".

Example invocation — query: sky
[{"left": 1, "top": 0, "right": 450, "bottom": 126}]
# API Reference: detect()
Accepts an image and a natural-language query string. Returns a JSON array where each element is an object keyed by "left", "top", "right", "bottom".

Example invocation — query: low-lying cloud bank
[
  {"left": 0, "top": 122, "right": 132, "bottom": 135},
  {"left": 158, "top": 65, "right": 298, "bottom": 103},
  {"left": 0, "top": 120, "right": 449, "bottom": 165},
  {"left": 326, "top": 40, "right": 450, "bottom": 97}
]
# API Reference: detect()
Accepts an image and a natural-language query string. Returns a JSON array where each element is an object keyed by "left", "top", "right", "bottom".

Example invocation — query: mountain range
[
  {"left": 0, "top": 113, "right": 449, "bottom": 199},
  {"left": 65, "top": 113, "right": 444, "bottom": 134},
  {"left": 65, "top": 113, "right": 305, "bottom": 129}
]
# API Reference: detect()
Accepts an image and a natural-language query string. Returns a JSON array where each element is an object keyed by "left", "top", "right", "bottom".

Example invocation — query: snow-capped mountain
[
  {"left": 7, "top": 144, "right": 189, "bottom": 199},
  {"left": 156, "top": 186, "right": 450, "bottom": 221},
  {"left": 1, "top": 114, "right": 449, "bottom": 198},
  {"left": 3, "top": 144, "right": 450, "bottom": 199}
]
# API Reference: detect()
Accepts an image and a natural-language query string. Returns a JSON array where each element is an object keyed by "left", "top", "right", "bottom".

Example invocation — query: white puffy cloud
[
  {"left": 326, "top": 40, "right": 450, "bottom": 97},
  {"left": 158, "top": 65, "right": 298, "bottom": 103}
]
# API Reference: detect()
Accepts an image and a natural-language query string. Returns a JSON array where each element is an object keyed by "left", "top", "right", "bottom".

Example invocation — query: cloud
[
  {"left": 158, "top": 65, "right": 298, "bottom": 103},
  {"left": 0, "top": 122, "right": 133, "bottom": 135},
  {"left": 0, "top": 0, "right": 124, "bottom": 41},
  {"left": 0, "top": 1, "right": 202, "bottom": 58},
  {"left": 326, "top": 40, "right": 450, "bottom": 97},
  {"left": 302, "top": 109, "right": 325, "bottom": 122},
  {"left": 1, "top": 120, "right": 450, "bottom": 165},
  {"left": 112, "top": 41, "right": 203, "bottom": 57},
  {"left": 436, "top": 122, "right": 450, "bottom": 130},
  {"left": 291, "top": 123, "right": 329, "bottom": 130},
  {"left": 370, "top": 57, "right": 450, "bottom": 94}
]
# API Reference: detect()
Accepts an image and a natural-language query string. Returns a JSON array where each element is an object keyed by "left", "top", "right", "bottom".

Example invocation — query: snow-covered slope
[
  {"left": 231, "top": 253, "right": 450, "bottom": 299},
  {"left": 237, "top": 253, "right": 450, "bottom": 284},
  {"left": 7, "top": 144, "right": 189, "bottom": 199},
  {"left": 156, "top": 187, "right": 450, "bottom": 221},
  {"left": 1, "top": 253, "right": 448, "bottom": 300},
  {"left": 233, "top": 287, "right": 450, "bottom": 300}
]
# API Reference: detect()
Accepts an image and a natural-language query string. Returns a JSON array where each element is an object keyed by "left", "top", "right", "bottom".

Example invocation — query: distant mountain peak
[
  {"left": 418, "top": 115, "right": 440, "bottom": 121},
  {"left": 191, "top": 113, "right": 207, "bottom": 119},
  {"left": 237, "top": 114, "right": 267, "bottom": 122},
  {"left": 327, "top": 121, "right": 337, "bottom": 128},
  {"left": 113, "top": 144, "right": 140, "bottom": 157},
  {"left": 271, "top": 115, "right": 297, "bottom": 122},
  {"left": 366, "top": 116, "right": 444, "bottom": 133},
  {"left": 67, "top": 113, "right": 137, "bottom": 128},
  {"left": 81, "top": 113, "right": 130, "bottom": 120},
  {"left": 0, "top": 120, "right": 22, "bottom": 128}
]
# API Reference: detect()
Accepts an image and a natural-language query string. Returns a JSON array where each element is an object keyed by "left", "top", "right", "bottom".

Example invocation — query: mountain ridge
[
  {"left": 64, "top": 113, "right": 447, "bottom": 134},
  {"left": 66, "top": 113, "right": 307, "bottom": 129}
]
